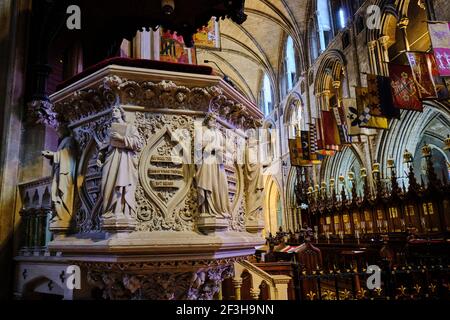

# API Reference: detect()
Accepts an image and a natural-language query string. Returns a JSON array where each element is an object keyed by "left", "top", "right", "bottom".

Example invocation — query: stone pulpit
[{"left": 46, "top": 60, "right": 265, "bottom": 300}]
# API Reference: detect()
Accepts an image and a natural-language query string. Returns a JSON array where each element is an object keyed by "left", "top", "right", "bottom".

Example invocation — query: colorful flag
[
  {"left": 314, "top": 118, "right": 336, "bottom": 156},
  {"left": 342, "top": 98, "right": 362, "bottom": 135},
  {"left": 288, "top": 138, "right": 302, "bottom": 166},
  {"left": 428, "top": 53, "right": 450, "bottom": 100},
  {"left": 321, "top": 110, "right": 341, "bottom": 150},
  {"left": 367, "top": 74, "right": 400, "bottom": 118},
  {"left": 356, "top": 87, "right": 389, "bottom": 129},
  {"left": 300, "top": 131, "right": 311, "bottom": 160},
  {"left": 332, "top": 106, "right": 352, "bottom": 145},
  {"left": 308, "top": 123, "right": 323, "bottom": 164},
  {"left": 406, "top": 52, "right": 438, "bottom": 99},
  {"left": 428, "top": 22, "right": 450, "bottom": 77},
  {"left": 388, "top": 63, "right": 423, "bottom": 111},
  {"left": 309, "top": 123, "right": 318, "bottom": 153}
]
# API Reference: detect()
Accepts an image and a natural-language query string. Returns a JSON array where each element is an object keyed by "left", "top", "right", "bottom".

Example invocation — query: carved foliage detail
[
  {"left": 135, "top": 113, "right": 196, "bottom": 232},
  {"left": 87, "top": 264, "right": 234, "bottom": 300}
]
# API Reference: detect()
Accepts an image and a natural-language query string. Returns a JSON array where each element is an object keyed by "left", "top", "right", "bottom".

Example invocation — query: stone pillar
[
  {"left": 250, "top": 287, "right": 260, "bottom": 300},
  {"left": 321, "top": 90, "right": 331, "bottom": 111},
  {"left": 233, "top": 279, "right": 242, "bottom": 300},
  {"left": 0, "top": 0, "right": 30, "bottom": 299},
  {"left": 217, "top": 282, "right": 223, "bottom": 300},
  {"left": 332, "top": 80, "right": 341, "bottom": 101},
  {"left": 378, "top": 36, "right": 391, "bottom": 76},
  {"left": 367, "top": 40, "right": 379, "bottom": 75},
  {"left": 398, "top": 17, "right": 410, "bottom": 51}
]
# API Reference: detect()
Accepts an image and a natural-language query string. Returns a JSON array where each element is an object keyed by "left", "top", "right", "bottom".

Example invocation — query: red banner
[
  {"left": 406, "top": 52, "right": 437, "bottom": 99},
  {"left": 428, "top": 22, "right": 450, "bottom": 77},
  {"left": 388, "top": 63, "right": 423, "bottom": 111}
]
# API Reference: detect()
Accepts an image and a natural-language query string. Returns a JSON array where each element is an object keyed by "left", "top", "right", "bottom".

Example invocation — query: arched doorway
[{"left": 263, "top": 177, "right": 282, "bottom": 237}]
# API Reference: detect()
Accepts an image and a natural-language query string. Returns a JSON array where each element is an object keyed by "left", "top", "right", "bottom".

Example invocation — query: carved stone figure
[
  {"left": 42, "top": 133, "right": 77, "bottom": 232},
  {"left": 97, "top": 105, "right": 142, "bottom": 232},
  {"left": 244, "top": 129, "right": 265, "bottom": 233},
  {"left": 244, "top": 132, "right": 264, "bottom": 216},
  {"left": 195, "top": 113, "right": 230, "bottom": 232}
]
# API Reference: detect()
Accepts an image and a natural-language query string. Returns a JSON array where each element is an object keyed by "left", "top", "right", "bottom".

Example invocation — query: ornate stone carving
[
  {"left": 53, "top": 76, "right": 261, "bottom": 130},
  {"left": 135, "top": 112, "right": 196, "bottom": 232},
  {"left": 244, "top": 131, "right": 265, "bottom": 233},
  {"left": 195, "top": 113, "right": 231, "bottom": 233},
  {"left": 42, "top": 135, "right": 77, "bottom": 233},
  {"left": 97, "top": 106, "right": 143, "bottom": 233},
  {"left": 28, "top": 99, "right": 57, "bottom": 127},
  {"left": 74, "top": 116, "right": 111, "bottom": 233},
  {"left": 87, "top": 264, "right": 234, "bottom": 300}
]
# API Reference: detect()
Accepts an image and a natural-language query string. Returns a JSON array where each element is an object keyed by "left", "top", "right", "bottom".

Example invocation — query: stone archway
[
  {"left": 375, "top": 102, "right": 450, "bottom": 186},
  {"left": 263, "top": 177, "right": 282, "bottom": 237}
]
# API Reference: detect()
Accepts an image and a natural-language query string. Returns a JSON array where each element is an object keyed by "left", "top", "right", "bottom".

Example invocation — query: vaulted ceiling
[{"left": 196, "top": 0, "right": 310, "bottom": 104}]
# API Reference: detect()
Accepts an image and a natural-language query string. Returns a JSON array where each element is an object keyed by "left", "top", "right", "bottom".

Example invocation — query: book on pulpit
[{"left": 110, "top": 123, "right": 127, "bottom": 148}]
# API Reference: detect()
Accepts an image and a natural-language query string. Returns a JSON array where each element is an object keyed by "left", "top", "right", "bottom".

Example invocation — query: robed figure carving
[
  {"left": 42, "top": 134, "right": 77, "bottom": 232},
  {"left": 196, "top": 113, "right": 231, "bottom": 220},
  {"left": 244, "top": 130, "right": 264, "bottom": 221},
  {"left": 97, "top": 106, "right": 142, "bottom": 229}
]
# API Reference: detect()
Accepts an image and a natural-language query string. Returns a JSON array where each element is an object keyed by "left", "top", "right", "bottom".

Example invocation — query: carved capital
[
  {"left": 367, "top": 40, "right": 378, "bottom": 51},
  {"left": 332, "top": 80, "right": 341, "bottom": 90},
  {"left": 397, "top": 17, "right": 409, "bottom": 29},
  {"left": 378, "top": 35, "right": 390, "bottom": 48},
  {"left": 26, "top": 99, "right": 58, "bottom": 128}
]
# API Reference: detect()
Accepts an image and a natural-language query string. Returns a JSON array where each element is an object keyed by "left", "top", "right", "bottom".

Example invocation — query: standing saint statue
[
  {"left": 97, "top": 106, "right": 142, "bottom": 225},
  {"left": 42, "top": 132, "right": 77, "bottom": 232},
  {"left": 196, "top": 113, "right": 230, "bottom": 219},
  {"left": 244, "top": 130, "right": 264, "bottom": 221}
]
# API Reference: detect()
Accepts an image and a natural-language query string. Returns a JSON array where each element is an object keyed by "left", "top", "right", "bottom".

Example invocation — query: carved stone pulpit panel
[{"left": 46, "top": 65, "right": 265, "bottom": 300}]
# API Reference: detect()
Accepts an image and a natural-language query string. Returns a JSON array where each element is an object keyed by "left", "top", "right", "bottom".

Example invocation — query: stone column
[
  {"left": 398, "top": 17, "right": 410, "bottom": 51},
  {"left": 367, "top": 40, "right": 379, "bottom": 75},
  {"left": 332, "top": 80, "right": 341, "bottom": 101},
  {"left": 250, "top": 287, "right": 260, "bottom": 300},
  {"left": 321, "top": 90, "right": 331, "bottom": 111},
  {"left": 378, "top": 36, "right": 391, "bottom": 76},
  {"left": 232, "top": 278, "right": 242, "bottom": 300},
  {"left": 217, "top": 282, "right": 223, "bottom": 300},
  {"left": 0, "top": 0, "right": 30, "bottom": 299}
]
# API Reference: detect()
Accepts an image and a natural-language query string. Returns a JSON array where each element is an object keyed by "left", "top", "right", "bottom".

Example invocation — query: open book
[{"left": 110, "top": 123, "right": 127, "bottom": 148}]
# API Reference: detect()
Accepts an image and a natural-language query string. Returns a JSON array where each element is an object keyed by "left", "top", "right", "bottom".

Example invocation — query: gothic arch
[
  {"left": 285, "top": 166, "right": 300, "bottom": 230},
  {"left": 283, "top": 92, "right": 305, "bottom": 138},
  {"left": 320, "top": 146, "right": 365, "bottom": 196},
  {"left": 263, "top": 176, "right": 283, "bottom": 236},
  {"left": 375, "top": 101, "right": 450, "bottom": 182},
  {"left": 314, "top": 50, "right": 347, "bottom": 95}
]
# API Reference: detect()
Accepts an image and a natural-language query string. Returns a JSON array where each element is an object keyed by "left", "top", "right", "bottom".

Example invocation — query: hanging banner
[
  {"left": 428, "top": 53, "right": 450, "bottom": 100},
  {"left": 194, "top": 18, "right": 221, "bottom": 49},
  {"left": 321, "top": 110, "right": 341, "bottom": 150},
  {"left": 406, "top": 52, "right": 438, "bottom": 99},
  {"left": 314, "top": 118, "right": 336, "bottom": 156},
  {"left": 355, "top": 87, "right": 388, "bottom": 129},
  {"left": 331, "top": 94, "right": 352, "bottom": 144},
  {"left": 288, "top": 138, "right": 302, "bottom": 166},
  {"left": 388, "top": 63, "right": 423, "bottom": 111},
  {"left": 160, "top": 29, "right": 197, "bottom": 64},
  {"left": 367, "top": 74, "right": 400, "bottom": 118},
  {"left": 300, "top": 131, "right": 311, "bottom": 161},
  {"left": 428, "top": 22, "right": 450, "bottom": 77}
]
